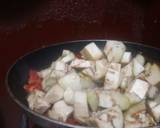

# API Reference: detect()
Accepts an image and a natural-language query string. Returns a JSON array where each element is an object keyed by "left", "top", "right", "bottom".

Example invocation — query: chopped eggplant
[
  {"left": 87, "top": 90, "right": 99, "bottom": 112},
  {"left": 59, "top": 50, "right": 75, "bottom": 63},
  {"left": 80, "top": 42, "right": 103, "bottom": 60},
  {"left": 58, "top": 71, "right": 82, "bottom": 91},
  {"left": 49, "top": 100, "right": 73, "bottom": 122},
  {"left": 125, "top": 101, "right": 155, "bottom": 128},
  {"left": 134, "top": 54, "right": 145, "bottom": 66},
  {"left": 93, "top": 106, "right": 123, "bottom": 128},
  {"left": 133, "top": 59, "right": 144, "bottom": 76},
  {"left": 129, "top": 79, "right": 150, "bottom": 99},
  {"left": 125, "top": 92, "right": 141, "bottom": 105},
  {"left": 145, "top": 64, "right": 160, "bottom": 86},
  {"left": 111, "top": 91, "right": 130, "bottom": 111},
  {"left": 42, "top": 77, "right": 56, "bottom": 92},
  {"left": 98, "top": 91, "right": 114, "bottom": 108},
  {"left": 44, "top": 84, "right": 64, "bottom": 104},
  {"left": 64, "top": 87, "right": 74, "bottom": 105},
  {"left": 104, "top": 40, "right": 126, "bottom": 62},
  {"left": 121, "top": 52, "right": 132, "bottom": 64},
  {"left": 70, "top": 58, "right": 92, "bottom": 68},
  {"left": 38, "top": 68, "right": 51, "bottom": 78},
  {"left": 74, "top": 91, "right": 89, "bottom": 122},
  {"left": 27, "top": 90, "right": 50, "bottom": 114},
  {"left": 147, "top": 86, "right": 159, "bottom": 100}
]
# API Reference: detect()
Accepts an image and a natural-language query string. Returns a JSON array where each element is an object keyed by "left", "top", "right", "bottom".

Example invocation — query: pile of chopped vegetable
[{"left": 25, "top": 41, "right": 160, "bottom": 128}]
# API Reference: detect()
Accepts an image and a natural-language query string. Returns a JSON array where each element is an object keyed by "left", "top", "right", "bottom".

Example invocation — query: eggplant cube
[
  {"left": 70, "top": 58, "right": 92, "bottom": 68},
  {"left": 99, "top": 92, "right": 114, "bottom": 108},
  {"left": 145, "top": 64, "right": 160, "bottom": 86},
  {"left": 104, "top": 40, "right": 126, "bottom": 62},
  {"left": 129, "top": 79, "right": 150, "bottom": 99},
  {"left": 121, "top": 52, "right": 132, "bottom": 64},
  {"left": 80, "top": 42, "right": 103, "bottom": 60},
  {"left": 60, "top": 50, "right": 75, "bottom": 63},
  {"left": 133, "top": 59, "right": 144, "bottom": 76},
  {"left": 44, "top": 84, "right": 64, "bottom": 104},
  {"left": 58, "top": 71, "right": 82, "bottom": 91},
  {"left": 52, "top": 100, "right": 73, "bottom": 122},
  {"left": 104, "top": 69, "right": 121, "bottom": 90},
  {"left": 74, "top": 91, "right": 89, "bottom": 119}
]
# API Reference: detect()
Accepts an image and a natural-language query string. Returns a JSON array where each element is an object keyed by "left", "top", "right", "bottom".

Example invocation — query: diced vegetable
[
  {"left": 145, "top": 64, "right": 160, "bottom": 85},
  {"left": 129, "top": 79, "right": 150, "bottom": 99},
  {"left": 64, "top": 87, "right": 74, "bottom": 105},
  {"left": 125, "top": 93, "right": 141, "bottom": 105},
  {"left": 125, "top": 101, "right": 155, "bottom": 128},
  {"left": 42, "top": 77, "right": 56, "bottom": 92},
  {"left": 59, "top": 50, "right": 75, "bottom": 63},
  {"left": 80, "top": 42, "right": 103, "bottom": 60},
  {"left": 94, "top": 106, "right": 124, "bottom": 128},
  {"left": 87, "top": 90, "right": 99, "bottom": 112},
  {"left": 70, "top": 58, "right": 92, "bottom": 68},
  {"left": 58, "top": 71, "right": 82, "bottom": 91},
  {"left": 49, "top": 100, "right": 73, "bottom": 122},
  {"left": 104, "top": 40, "right": 126, "bottom": 62},
  {"left": 133, "top": 59, "right": 144, "bottom": 76},
  {"left": 27, "top": 90, "right": 50, "bottom": 114},
  {"left": 121, "top": 52, "right": 132, "bottom": 64},
  {"left": 104, "top": 69, "right": 121, "bottom": 90},
  {"left": 111, "top": 91, "right": 130, "bottom": 111},
  {"left": 74, "top": 91, "right": 89, "bottom": 122},
  {"left": 147, "top": 86, "right": 159, "bottom": 99},
  {"left": 134, "top": 54, "right": 145, "bottom": 66},
  {"left": 98, "top": 91, "right": 114, "bottom": 108},
  {"left": 44, "top": 84, "right": 64, "bottom": 104}
]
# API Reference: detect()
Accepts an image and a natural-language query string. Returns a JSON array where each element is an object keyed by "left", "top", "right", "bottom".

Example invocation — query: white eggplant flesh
[
  {"left": 135, "top": 54, "right": 145, "bottom": 66},
  {"left": 60, "top": 50, "right": 75, "bottom": 63},
  {"left": 93, "top": 106, "right": 124, "bottom": 128},
  {"left": 150, "top": 103, "right": 160, "bottom": 122},
  {"left": 121, "top": 62, "right": 133, "bottom": 77},
  {"left": 125, "top": 93, "right": 142, "bottom": 105},
  {"left": 44, "top": 84, "right": 64, "bottom": 104},
  {"left": 51, "top": 100, "right": 73, "bottom": 122},
  {"left": 133, "top": 59, "right": 144, "bottom": 76},
  {"left": 80, "top": 42, "right": 103, "bottom": 60},
  {"left": 98, "top": 91, "right": 114, "bottom": 108},
  {"left": 64, "top": 87, "right": 74, "bottom": 105},
  {"left": 129, "top": 79, "right": 150, "bottom": 99},
  {"left": 58, "top": 71, "right": 82, "bottom": 91},
  {"left": 145, "top": 64, "right": 160, "bottom": 86},
  {"left": 147, "top": 86, "right": 159, "bottom": 99},
  {"left": 111, "top": 91, "right": 130, "bottom": 111},
  {"left": 104, "top": 40, "right": 126, "bottom": 62},
  {"left": 70, "top": 58, "right": 92, "bottom": 68},
  {"left": 144, "top": 62, "right": 152, "bottom": 75},
  {"left": 94, "top": 59, "right": 108, "bottom": 80},
  {"left": 125, "top": 101, "right": 155, "bottom": 128},
  {"left": 104, "top": 69, "right": 121, "bottom": 90},
  {"left": 87, "top": 90, "right": 99, "bottom": 112},
  {"left": 74, "top": 91, "right": 89, "bottom": 122},
  {"left": 42, "top": 77, "right": 57, "bottom": 92},
  {"left": 80, "top": 74, "right": 96, "bottom": 89},
  {"left": 121, "top": 52, "right": 132, "bottom": 64},
  {"left": 27, "top": 90, "right": 45, "bottom": 110}
]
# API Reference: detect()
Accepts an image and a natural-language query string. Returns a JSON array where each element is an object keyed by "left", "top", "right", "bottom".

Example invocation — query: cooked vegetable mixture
[{"left": 25, "top": 41, "right": 160, "bottom": 128}]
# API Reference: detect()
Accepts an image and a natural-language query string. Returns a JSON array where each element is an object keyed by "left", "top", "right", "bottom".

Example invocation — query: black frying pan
[{"left": 6, "top": 40, "right": 160, "bottom": 128}]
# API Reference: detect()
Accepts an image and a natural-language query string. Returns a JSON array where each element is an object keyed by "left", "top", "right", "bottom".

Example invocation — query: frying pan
[{"left": 6, "top": 40, "right": 160, "bottom": 128}]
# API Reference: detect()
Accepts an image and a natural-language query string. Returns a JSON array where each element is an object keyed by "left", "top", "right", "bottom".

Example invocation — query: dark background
[{"left": 0, "top": 0, "right": 160, "bottom": 128}]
